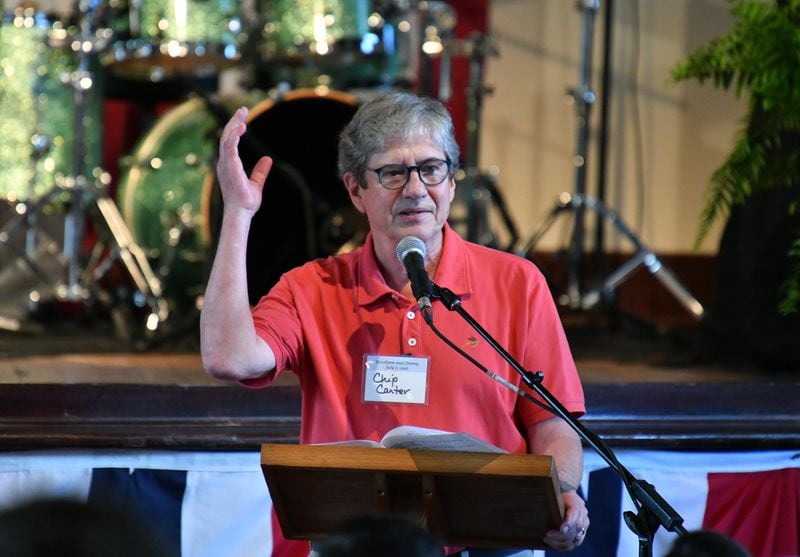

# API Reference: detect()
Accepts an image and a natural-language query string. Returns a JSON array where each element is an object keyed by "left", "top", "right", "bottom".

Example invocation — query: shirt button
[
  {"left": 408, "top": 338, "right": 417, "bottom": 347},
  {"left": 406, "top": 311, "right": 415, "bottom": 320}
]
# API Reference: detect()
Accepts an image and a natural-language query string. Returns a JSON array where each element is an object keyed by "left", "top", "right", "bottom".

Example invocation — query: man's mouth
[{"left": 397, "top": 208, "right": 429, "bottom": 217}]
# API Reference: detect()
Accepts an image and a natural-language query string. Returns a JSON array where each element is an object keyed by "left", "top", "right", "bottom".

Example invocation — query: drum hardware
[
  {"left": 514, "top": 0, "right": 704, "bottom": 320},
  {"left": 162, "top": 203, "right": 203, "bottom": 274},
  {"left": 0, "top": 235, "right": 64, "bottom": 333},
  {"left": 379, "top": 0, "right": 456, "bottom": 99},
  {"left": 0, "top": 0, "right": 170, "bottom": 336},
  {"left": 448, "top": 33, "right": 519, "bottom": 251},
  {"left": 415, "top": 0, "right": 456, "bottom": 102}
]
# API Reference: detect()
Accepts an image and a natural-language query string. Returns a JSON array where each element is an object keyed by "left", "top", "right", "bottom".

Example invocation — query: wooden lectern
[{"left": 261, "top": 443, "right": 564, "bottom": 549}]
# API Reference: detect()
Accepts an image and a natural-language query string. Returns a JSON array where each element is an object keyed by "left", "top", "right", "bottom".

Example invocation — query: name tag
[{"left": 363, "top": 354, "right": 430, "bottom": 405}]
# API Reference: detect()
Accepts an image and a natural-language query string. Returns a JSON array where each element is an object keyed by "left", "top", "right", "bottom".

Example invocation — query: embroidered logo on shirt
[{"left": 464, "top": 335, "right": 479, "bottom": 348}]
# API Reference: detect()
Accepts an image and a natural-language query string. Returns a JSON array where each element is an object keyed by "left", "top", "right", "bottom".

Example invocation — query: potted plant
[{"left": 670, "top": 0, "right": 800, "bottom": 315}]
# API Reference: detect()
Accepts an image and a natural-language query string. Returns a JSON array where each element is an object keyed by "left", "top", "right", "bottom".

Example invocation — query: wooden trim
[
  {"left": 0, "top": 381, "right": 796, "bottom": 450},
  {"left": 582, "top": 383, "right": 800, "bottom": 449},
  {"left": 0, "top": 384, "right": 300, "bottom": 449}
]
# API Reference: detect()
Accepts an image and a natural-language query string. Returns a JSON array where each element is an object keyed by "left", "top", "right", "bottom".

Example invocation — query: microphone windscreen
[{"left": 396, "top": 236, "right": 426, "bottom": 262}]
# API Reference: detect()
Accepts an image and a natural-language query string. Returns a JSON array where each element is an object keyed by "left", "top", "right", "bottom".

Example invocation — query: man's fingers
[
  {"left": 217, "top": 108, "right": 251, "bottom": 176},
  {"left": 220, "top": 107, "right": 249, "bottom": 149},
  {"left": 250, "top": 156, "right": 273, "bottom": 188}
]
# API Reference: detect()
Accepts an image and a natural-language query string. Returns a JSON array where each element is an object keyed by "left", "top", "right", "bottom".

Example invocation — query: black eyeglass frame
[{"left": 367, "top": 158, "right": 454, "bottom": 190}]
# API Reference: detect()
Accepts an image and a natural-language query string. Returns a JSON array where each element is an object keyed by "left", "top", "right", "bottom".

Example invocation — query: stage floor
[{"left": 0, "top": 312, "right": 793, "bottom": 386}]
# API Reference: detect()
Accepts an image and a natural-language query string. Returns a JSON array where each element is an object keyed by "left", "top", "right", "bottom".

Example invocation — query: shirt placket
[{"left": 399, "top": 304, "right": 424, "bottom": 354}]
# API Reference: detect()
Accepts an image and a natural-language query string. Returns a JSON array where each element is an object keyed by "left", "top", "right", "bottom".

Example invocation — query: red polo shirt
[{"left": 248, "top": 224, "right": 584, "bottom": 453}]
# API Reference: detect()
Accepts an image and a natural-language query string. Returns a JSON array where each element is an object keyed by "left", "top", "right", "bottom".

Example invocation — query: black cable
[{"left": 427, "top": 314, "right": 554, "bottom": 415}]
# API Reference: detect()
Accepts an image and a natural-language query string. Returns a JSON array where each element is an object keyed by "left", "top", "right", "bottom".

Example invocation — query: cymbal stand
[
  {"left": 516, "top": 0, "right": 703, "bottom": 320},
  {"left": 0, "top": 0, "right": 169, "bottom": 334},
  {"left": 70, "top": 0, "right": 169, "bottom": 331},
  {"left": 452, "top": 33, "right": 519, "bottom": 251}
]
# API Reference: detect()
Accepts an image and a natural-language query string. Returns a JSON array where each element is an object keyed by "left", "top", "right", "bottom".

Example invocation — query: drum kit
[{"left": 0, "top": 0, "right": 463, "bottom": 340}]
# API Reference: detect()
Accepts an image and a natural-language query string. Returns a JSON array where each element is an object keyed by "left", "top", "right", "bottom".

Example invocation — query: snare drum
[
  {"left": 0, "top": 8, "right": 102, "bottom": 201},
  {"left": 104, "top": 0, "right": 243, "bottom": 80},
  {"left": 117, "top": 88, "right": 367, "bottom": 307}
]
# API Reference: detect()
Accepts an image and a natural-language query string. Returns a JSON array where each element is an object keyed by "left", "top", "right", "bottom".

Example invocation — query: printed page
[
  {"left": 312, "top": 439, "right": 385, "bottom": 448},
  {"left": 380, "top": 425, "right": 506, "bottom": 453}
]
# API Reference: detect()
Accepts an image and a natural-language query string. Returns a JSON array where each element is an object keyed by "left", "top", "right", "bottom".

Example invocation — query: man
[
  {"left": 665, "top": 530, "right": 752, "bottom": 557},
  {"left": 201, "top": 91, "right": 590, "bottom": 554}
]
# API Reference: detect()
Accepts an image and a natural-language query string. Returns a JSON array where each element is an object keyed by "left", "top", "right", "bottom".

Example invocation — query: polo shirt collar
[
  {"left": 356, "top": 224, "right": 474, "bottom": 308},
  {"left": 357, "top": 233, "right": 394, "bottom": 307},
  {"left": 431, "top": 223, "right": 473, "bottom": 299}
]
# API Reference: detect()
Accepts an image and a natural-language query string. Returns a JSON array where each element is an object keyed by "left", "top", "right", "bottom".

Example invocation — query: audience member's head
[
  {"left": 0, "top": 498, "right": 172, "bottom": 556},
  {"left": 665, "top": 530, "right": 752, "bottom": 557},
  {"left": 312, "top": 513, "right": 444, "bottom": 557}
]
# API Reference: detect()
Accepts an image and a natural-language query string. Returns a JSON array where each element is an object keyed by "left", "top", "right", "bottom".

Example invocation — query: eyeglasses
[{"left": 368, "top": 158, "right": 453, "bottom": 190}]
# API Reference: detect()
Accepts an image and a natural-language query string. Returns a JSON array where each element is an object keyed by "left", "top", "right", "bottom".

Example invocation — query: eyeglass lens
[{"left": 377, "top": 159, "right": 450, "bottom": 189}]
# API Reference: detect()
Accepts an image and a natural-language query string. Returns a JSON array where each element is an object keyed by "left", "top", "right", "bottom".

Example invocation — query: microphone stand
[{"left": 428, "top": 282, "right": 688, "bottom": 557}]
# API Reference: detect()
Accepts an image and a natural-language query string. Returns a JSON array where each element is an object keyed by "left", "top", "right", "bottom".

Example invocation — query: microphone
[{"left": 395, "top": 236, "right": 434, "bottom": 324}]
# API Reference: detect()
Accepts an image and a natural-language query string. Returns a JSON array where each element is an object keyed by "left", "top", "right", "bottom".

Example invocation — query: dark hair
[
  {"left": 665, "top": 530, "right": 752, "bottom": 557},
  {"left": 338, "top": 91, "right": 460, "bottom": 188},
  {"left": 0, "top": 498, "right": 173, "bottom": 557},
  {"left": 313, "top": 513, "right": 444, "bottom": 557}
]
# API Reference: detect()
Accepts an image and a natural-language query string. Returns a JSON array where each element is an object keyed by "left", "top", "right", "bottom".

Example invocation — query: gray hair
[{"left": 338, "top": 91, "right": 460, "bottom": 188}]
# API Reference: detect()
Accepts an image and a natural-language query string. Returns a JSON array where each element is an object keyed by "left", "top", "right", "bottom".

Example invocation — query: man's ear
[{"left": 343, "top": 172, "right": 366, "bottom": 214}]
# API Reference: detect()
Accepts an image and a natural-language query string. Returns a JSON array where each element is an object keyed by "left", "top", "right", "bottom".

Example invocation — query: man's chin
[{"left": 394, "top": 222, "right": 435, "bottom": 238}]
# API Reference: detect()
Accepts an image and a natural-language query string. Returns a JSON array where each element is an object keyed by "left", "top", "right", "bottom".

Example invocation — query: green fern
[{"left": 670, "top": 0, "right": 800, "bottom": 313}]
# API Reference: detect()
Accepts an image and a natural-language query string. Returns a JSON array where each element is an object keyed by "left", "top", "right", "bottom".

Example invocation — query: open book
[{"left": 317, "top": 425, "right": 506, "bottom": 453}]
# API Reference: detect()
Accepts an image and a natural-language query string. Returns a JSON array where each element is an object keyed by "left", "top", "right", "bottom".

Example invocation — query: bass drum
[
  {"left": 117, "top": 95, "right": 226, "bottom": 308},
  {"left": 219, "top": 88, "right": 368, "bottom": 306},
  {"left": 117, "top": 89, "right": 367, "bottom": 309}
]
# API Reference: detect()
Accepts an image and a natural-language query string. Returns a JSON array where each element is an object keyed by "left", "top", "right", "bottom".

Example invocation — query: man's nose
[{"left": 402, "top": 170, "right": 428, "bottom": 197}]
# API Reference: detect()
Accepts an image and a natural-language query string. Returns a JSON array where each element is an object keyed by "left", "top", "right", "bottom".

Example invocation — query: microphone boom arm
[{"left": 431, "top": 282, "right": 687, "bottom": 556}]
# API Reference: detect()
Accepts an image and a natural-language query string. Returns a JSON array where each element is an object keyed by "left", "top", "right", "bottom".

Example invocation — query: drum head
[{"left": 210, "top": 89, "right": 368, "bottom": 305}]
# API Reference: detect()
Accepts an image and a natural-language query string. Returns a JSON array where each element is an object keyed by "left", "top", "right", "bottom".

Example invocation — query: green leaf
[{"left": 674, "top": 0, "right": 800, "bottom": 312}]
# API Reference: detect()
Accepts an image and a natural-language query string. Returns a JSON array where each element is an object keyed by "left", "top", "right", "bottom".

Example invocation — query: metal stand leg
[
  {"left": 92, "top": 194, "right": 169, "bottom": 330},
  {"left": 517, "top": 1, "right": 703, "bottom": 322},
  {"left": 521, "top": 192, "right": 704, "bottom": 320},
  {"left": 0, "top": 193, "right": 65, "bottom": 286},
  {"left": 450, "top": 34, "right": 520, "bottom": 251}
]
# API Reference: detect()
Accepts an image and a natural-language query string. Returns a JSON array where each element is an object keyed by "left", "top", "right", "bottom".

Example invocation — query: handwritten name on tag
[{"left": 363, "top": 355, "right": 429, "bottom": 404}]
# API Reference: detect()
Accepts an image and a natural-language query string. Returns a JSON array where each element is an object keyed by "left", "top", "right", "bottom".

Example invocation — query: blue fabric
[{"left": 88, "top": 468, "right": 187, "bottom": 557}]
